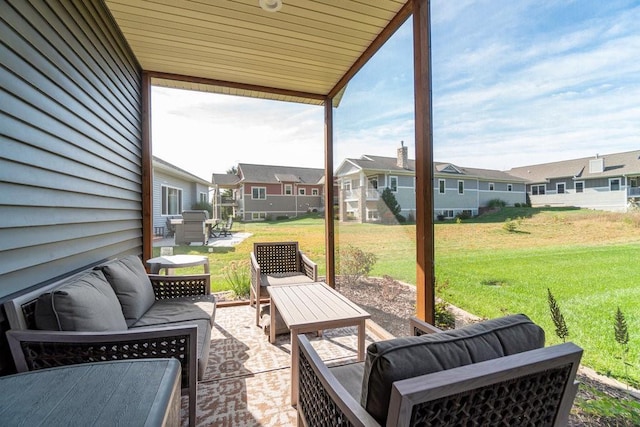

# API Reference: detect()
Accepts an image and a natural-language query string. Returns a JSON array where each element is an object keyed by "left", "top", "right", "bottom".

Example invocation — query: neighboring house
[
  {"left": 212, "top": 163, "right": 324, "bottom": 221},
  {"left": 153, "top": 156, "right": 211, "bottom": 235},
  {"left": 335, "top": 144, "right": 527, "bottom": 222},
  {"left": 508, "top": 150, "right": 640, "bottom": 212}
]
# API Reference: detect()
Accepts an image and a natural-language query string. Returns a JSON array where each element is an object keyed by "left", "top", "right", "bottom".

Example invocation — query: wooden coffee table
[{"left": 267, "top": 282, "right": 370, "bottom": 405}]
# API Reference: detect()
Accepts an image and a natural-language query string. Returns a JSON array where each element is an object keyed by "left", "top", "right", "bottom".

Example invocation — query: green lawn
[{"left": 156, "top": 209, "right": 640, "bottom": 387}]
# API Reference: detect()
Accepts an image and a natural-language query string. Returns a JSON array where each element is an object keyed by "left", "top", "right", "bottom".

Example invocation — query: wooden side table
[
  {"left": 0, "top": 359, "right": 182, "bottom": 426},
  {"left": 146, "top": 254, "right": 210, "bottom": 275}
]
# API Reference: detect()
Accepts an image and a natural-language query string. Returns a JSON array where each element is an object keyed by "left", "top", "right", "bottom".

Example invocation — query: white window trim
[
  {"left": 298, "top": 187, "right": 306, "bottom": 195},
  {"left": 389, "top": 176, "right": 398, "bottom": 192},
  {"left": 252, "top": 186, "right": 266, "bottom": 199},
  {"left": 458, "top": 180, "right": 464, "bottom": 195},
  {"left": 284, "top": 184, "right": 292, "bottom": 195},
  {"left": 507, "top": 184, "right": 513, "bottom": 192},
  {"left": 556, "top": 182, "right": 566, "bottom": 194},
  {"left": 575, "top": 181, "right": 584, "bottom": 193},
  {"left": 312, "top": 188, "right": 319, "bottom": 196},
  {"left": 161, "top": 185, "right": 183, "bottom": 216},
  {"left": 609, "top": 178, "right": 621, "bottom": 191},
  {"left": 438, "top": 179, "right": 445, "bottom": 194},
  {"left": 489, "top": 182, "right": 495, "bottom": 191},
  {"left": 532, "top": 184, "right": 546, "bottom": 195},
  {"left": 251, "top": 212, "right": 266, "bottom": 220}
]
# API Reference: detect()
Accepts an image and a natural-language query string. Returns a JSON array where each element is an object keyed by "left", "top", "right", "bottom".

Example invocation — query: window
[
  {"left": 439, "top": 179, "right": 445, "bottom": 194},
  {"left": 284, "top": 184, "right": 292, "bottom": 195},
  {"left": 252, "top": 187, "right": 266, "bottom": 199},
  {"left": 312, "top": 188, "right": 319, "bottom": 196},
  {"left": 251, "top": 212, "right": 266, "bottom": 220},
  {"left": 367, "top": 210, "right": 379, "bottom": 220},
  {"left": 368, "top": 177, "right": 378, "bottom": 189},
  {"left": 557, "top": 183, "right": 565, "bottom": 194},
  {"left": 489, "top": 182, "right": 495, "bottom": 191},
  {"left": 531, "top": 184, "right": 546, "bottom": 195},
  {"left": 298, "top": 188, "right": 306, "bottom": 195},
  {"left": 161, "top": 185, "right": 182, "bottom": 215},
  {"left": 199, "top": 192, "right": 207, "bottom": 203},
  {"left": 575, "top": 181, "right": 584, "bottom": 193},
  {"left": 343, "top": 181, "right": 351, "bottom": 191},
  {"left": 507, "top": 184, "right": 513, "bottom": 192},
  {"left": 610, "top": 178, "right": 620, "bottom": 191},
  {"left": 458, "top": 180, "right": 464, "bottom": 194},
  {"left": 389, "top": 176, "right": 398, "bottom": 192}
]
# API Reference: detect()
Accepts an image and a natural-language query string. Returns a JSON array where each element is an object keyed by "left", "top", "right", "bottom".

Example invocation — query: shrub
[
  {"left": 487, "top": 199, "right": 507, "bottom": 208},
  {"left": 435, "top": 279, "right": 455, "bottom": 329},
  {"left": 222, "top": 260, "right": 250, "bottom": 299},
  {"left": 337, "top": 245, "right": 377, "bottom": 286},
  {"left": 191, "top": 201, "right": 213, "bottom": 218},
  {"left": 514, "top": 202, "right": 522, "bottom": 207},
  {"left": 455, "top": 211, "right": 472, "bottom": 221},
  {"left": 276, "top": 215, "right": 289, "bottom": 220},
  {"left": 377, "top": 187, "right": 403, "bottom": 224},
  {"left": 503, "top": 218, "right": 518, "bottom": 232}
]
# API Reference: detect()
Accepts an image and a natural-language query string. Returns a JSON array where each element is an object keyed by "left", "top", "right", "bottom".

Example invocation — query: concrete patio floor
[{"left": 153, "top": 232, "right": 252, "bottom": 248}]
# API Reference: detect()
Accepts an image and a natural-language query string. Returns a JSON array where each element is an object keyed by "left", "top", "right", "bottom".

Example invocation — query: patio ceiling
[{"left": 104, "top": 0, "right": 411, "bottom": 105}]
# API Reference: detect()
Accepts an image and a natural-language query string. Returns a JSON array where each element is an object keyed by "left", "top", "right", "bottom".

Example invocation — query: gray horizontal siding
[{"left": 0, "top": 0, "right": 142, "bottom": 300}]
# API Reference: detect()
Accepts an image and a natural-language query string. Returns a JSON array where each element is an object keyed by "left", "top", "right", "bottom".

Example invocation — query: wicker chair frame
[
  {"left": 297, "top": 317, "right": 583, "bottom": 427},
  {"left": 249, "top": 241, "right": 318, "bottom": 327}
]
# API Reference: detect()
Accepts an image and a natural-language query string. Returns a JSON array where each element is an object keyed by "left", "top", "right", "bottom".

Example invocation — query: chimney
[
  {"left": 397, "top": 141, "right": 408, "bottom": 169},
  {"left": 589, "top": 154, "right": 604, "bottom": 173}
]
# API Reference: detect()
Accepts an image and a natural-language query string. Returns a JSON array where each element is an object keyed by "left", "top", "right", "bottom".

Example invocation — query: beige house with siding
[{"left": 508, "top": 150, "right": 640, "bottom": 212}]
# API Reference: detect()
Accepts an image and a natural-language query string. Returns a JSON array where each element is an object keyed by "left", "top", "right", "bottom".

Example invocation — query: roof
[
  {"left": 152, "top": 156, "right": 211, "bottom": 186},
  {"left": 104, "top": 0, "right": 411, "bottom": 106},
  {"left": 237, "top": 163, "right": 324, "bottom": 185},
  {"left": 507, "top": 150, "right": 640, "bottom": 183},
  {"left": 338, "top": 155, "right": 525, "bottom": 182},
  {"left": 211, "top": 173, "right": 241, "bottom": 187}
]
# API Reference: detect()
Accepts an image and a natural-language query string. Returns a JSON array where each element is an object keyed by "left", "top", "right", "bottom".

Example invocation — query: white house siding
[{"left": 530, "top": 183, "right": 628, "bottom": 212}]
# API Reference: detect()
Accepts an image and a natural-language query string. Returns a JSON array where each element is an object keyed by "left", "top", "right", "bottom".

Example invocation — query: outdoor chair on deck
[
  {"left": 174, "top": 210, "right": 209, "bottom": 245},
  {"left": 297, "top": 314, "right": 583, "bottom": 427},
  {"left": 218, "top": 217, "right": 233, "bottom": 237},
  {"left": 250, "top": 241, "right": 317, "bottom": 327}
]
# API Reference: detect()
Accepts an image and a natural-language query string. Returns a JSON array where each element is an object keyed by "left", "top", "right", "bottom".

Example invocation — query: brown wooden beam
[
  {"left": 413, "top": 0, "right": 435, "bottom": 324},
  {"left": 324, "top": 99, "right": 336, "bottom": 287},
  {"left": 141, "top": 72, "right": 153, "bottom": 265}
]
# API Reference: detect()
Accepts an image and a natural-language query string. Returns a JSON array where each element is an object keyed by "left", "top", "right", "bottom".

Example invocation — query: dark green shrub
[
  {"left": 487, "top": 199, "right": 506, "bottom": 208},
  {"left": 191, "top": 201, "right": 213, "bottom": 218},
  {"left": 377, "top": 187, "right": 402, "bottom": 224}
]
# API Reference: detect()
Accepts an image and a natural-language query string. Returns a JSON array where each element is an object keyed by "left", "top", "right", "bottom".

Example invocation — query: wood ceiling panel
[{"left": 104, "top": 0, "right": 410, "bottom": 104}]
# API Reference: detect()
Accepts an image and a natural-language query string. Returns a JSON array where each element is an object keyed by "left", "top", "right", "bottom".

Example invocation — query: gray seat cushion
[
  {"left": 259, "top": 272, "right": 314, "bottom": 296},
  {"left": 362, "top": 314, "right": 545, "bottom": 424},
  {"left": 131, "top": 318, "right": 211, "bottom": 380},
  {"left": 34, "top": 270, "right": 128, "bottom": 331},
  {"left": 132, "top": 296, "right": 216, "bottom": 328},
  {"left": 96, "top": 255, "right": 156, "bottom": 326},
  {"left": 330, "top": 362, "right": 365, "bottom": 403}
]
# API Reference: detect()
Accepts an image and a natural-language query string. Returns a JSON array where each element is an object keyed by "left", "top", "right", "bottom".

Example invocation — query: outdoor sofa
[
  {"left": 297, "top": 314, "right": 583, "bottom": 427},
  {"left": 4, "top": 254, "right": 216, "bottom": 427}
]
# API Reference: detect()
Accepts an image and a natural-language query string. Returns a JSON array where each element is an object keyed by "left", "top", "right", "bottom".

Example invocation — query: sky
[{"left": 152, "top": 0, "right": 640, "bottom": 181}]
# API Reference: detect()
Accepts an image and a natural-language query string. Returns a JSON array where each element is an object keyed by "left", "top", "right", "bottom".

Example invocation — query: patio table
[
  {"left": 267, "top": 282, "right": 370, "bottom": 405},
  {"left": 0, "top": 359, "right": 181, "bottom": 426},
  {"left": 146, "top": 254, "right": 210, "bottom": 275}
]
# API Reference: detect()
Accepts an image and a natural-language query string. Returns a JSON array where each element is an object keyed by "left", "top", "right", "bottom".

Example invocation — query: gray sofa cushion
[
  {"left": 96, "top": 255, "right": 156, "bottom": 326},
  {"left": 34, "top": 270, "right": 128, "bottom": 331},
  {"left": 259, "top": 272, "right": 314, "bottom": 288},
  {"left": 362, "top": 314, "right": 545, "bottom": 424},
  {"left": 131, "top": 296, "right": 216, "bottom": 328}
]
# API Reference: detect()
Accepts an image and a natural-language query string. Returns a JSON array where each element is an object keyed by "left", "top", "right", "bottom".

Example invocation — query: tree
[{"left": 377, "top": 187, "right": 402, "bottom": 224}]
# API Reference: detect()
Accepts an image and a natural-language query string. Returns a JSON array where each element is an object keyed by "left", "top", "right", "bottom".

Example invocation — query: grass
[{"left": 155, "top": 208, "right": 640, "bottom": 388}]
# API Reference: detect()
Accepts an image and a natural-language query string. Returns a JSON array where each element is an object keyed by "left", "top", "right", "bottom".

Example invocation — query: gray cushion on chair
[
  {"left": 361, "top": 314, "right": 545, "bottom": 424},
  {"left": 259, "top": 272, "right": 315, "bottom": 288},
  {"left": 96, "top": 255, "right": 156, "bottom": 326},
  {"left": 34, "top": 270, "right": 128, "bottom": 331}
]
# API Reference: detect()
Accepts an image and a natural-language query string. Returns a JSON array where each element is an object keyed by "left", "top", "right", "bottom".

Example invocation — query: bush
[
  {"left": 455, "top": 211, "right": 472, "bottom": 221},
  {"left": 435, "top": 279, "right": 455, "bottom": 329},
  {"left": 222, "top": 260, "right": 250, "bottom": 299},
  {"left": 337, "top": 245, "right": 377, "bottom": 286},
  {"left": 503, "top": 218, "right": 518, "bottom": 232},
  {"left": 487, "top": 199, "right": 507, "bottom": 208},
  {"left": 514, "top": 202, "right": 522, "bottom": 207},
  {"left": 276, "top": 215, "right": 289, "bottom": 220},
  {"left": 191, "top": 201, "right": 213, "bottom": 218},
  {"left": 377, "top": 187, "right": 403, "bottom": 224}
]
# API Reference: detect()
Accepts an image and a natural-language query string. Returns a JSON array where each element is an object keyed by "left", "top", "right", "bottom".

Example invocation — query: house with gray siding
[
  {"left": 152, "top": 156, "right": 211, "bottom": 235},
  {"left": 508, "top": 150, "right": 640, "bottom": 212},
  {"left": 212, "top": 164, "right": 324, "bottom": 221},
  {"left": 336, "top": 144, "right": 527, "bottom": 222}
]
